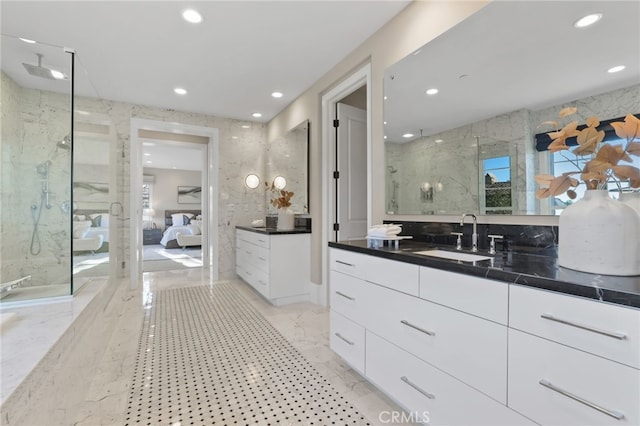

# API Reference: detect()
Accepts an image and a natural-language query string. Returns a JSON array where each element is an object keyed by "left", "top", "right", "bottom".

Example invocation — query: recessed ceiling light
[
  {"left": 403, "top": 133, "right": 414, "bottom": 138},
  {"left": 19, "top": 37, "right": 36, "bottom": 44},
  {"left": 271, "top": 92, "right": 283, "bottom": 98},
  {"left": 143, "top": 142, "right": 155, "bottom": 147},
  {"left": 608, "top": 65, "right": 625, "bottom": 73},
  {"left": 144, "top": 153, "right": 151, "bottom": 156},
  {"left": 384, "top": 136, "right": 387, "bottom": 139},
  {"left": 426, "top": 88, "right": 439, "bottom": 95},
  {"left": 384, "top": 96, "right": 388, "bottom": 100},
  {"left": 242, "top": 125, "right": 250, "bottom": 129},
  {"left": 232, "top": 136, "right": 238, "bottom": 139},
  {"left": 76, "top": 110, "right": 90, "bottom": 116},
  {"left": 145, "top": 160, "right": 152, "bottom": 164},
  {"left": 384, "top": 121, "right": 387, "bottom": 125},
  {"left": 574, "top": 13, "right": 602, "bottom": 28},
  {"left": 174, "top": 87, "right": 187, "bottom": 95},
  {"left": 252, "top": 112, "right": 262, "bottom": 118},
  {"left": 182, "top": 9, "right": 203, "bottom": 24},
  {"left": 435, "top": 139, "right": 444, "bottom": 143}
]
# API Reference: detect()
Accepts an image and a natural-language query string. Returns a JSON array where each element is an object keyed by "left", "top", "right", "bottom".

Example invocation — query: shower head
[
  {"left": 22, "top": 53, "right": 68, "bottom": 81},
  {"left": 36, "top": 160, "right": 52, "bottom": 177},
  {"left": 57, "top": 135, "right": 71, "bottom": 150}
]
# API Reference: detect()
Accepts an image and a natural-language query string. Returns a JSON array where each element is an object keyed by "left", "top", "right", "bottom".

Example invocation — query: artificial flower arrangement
[
  {"left": 535, "top": 108, "right": 640, "bottom": 199},
  {"left": 265, "top": 180, "right": 294, "bottom": 209}
]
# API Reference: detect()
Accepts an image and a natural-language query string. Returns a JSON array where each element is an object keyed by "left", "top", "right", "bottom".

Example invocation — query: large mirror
[
  {"left": 265, "top": 119, "right": 309, "bottom": 214},
  {"left": 384, "top": 1, "right": 639, "bottom": 216}
]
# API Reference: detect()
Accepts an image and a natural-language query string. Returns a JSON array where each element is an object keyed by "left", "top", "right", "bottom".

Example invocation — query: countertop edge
[{"left": 236, "top": 225, "right": 311, "bottom": 235}]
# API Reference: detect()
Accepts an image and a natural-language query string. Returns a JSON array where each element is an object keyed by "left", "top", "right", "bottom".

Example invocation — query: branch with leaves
[
  {"left": 265, "top": 180, "right": 294, "bottom": 209},
  {"left": 535, "top": 109, "right": 640, "bottom": 199}
]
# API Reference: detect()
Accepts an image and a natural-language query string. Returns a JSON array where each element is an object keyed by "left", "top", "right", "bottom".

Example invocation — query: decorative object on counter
[
  {"left": 535, "top": 110, "right": 640, "bottom": 276},
  {"left": 251, "top": 219, "right": 264, "bottom": 227},
  {"left": 366, "top": 224, "right": 412, "bottom": 249},
  {"left": 620, "top": 191, "right": 640, "bottom": 215},
  {"left": 266, "top": 179, "right": 295, "bottom": 231}
]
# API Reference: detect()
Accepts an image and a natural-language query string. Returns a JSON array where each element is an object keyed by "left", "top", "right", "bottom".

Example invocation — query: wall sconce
[
  {"left": 273, "top": 175, "right": 287, "bottom": 190},
  {"left": 245, "top": 174, "right": 260, "bottom": 189},
  {"left": 420, "top": 182, "right": 433, "bottom": 201}
]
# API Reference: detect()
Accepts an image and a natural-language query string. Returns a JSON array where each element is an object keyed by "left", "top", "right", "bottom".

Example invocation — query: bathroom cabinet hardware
[
  {"left": 334, "top": 332, "right": 354, "bottom": 346},
  {"left": 400, "top": 319, "right": 435, "bottom": 336},
  {"left": 335, "top": 260, "right": 355, "bottom": 267},
  {"left": 538, "top": 379, "right": 624, "bottom": 420},
  {"left": 451, "top": 232, "right": 463, "bottom": 250},
  {"left": 258, "top": 257, "right": 266, "bottom": 261},
  {"left": 258, "top": 280, "right": 267, "bottom": 286},
  {"left": 257, "top": 238, "right": 266, "bottom": 244},
  {"left": 246, "top": 271, "right": 252, "bottom": 276},
  {"left": 335, "top": 291, "right": 355, "bottom": 301},
  {"left": 540, "top": 313, "right": 627, "bottom": 340},
  {"left": 488, "top": 234, "right": 503, "bottom": 255},
  {"left": 401, "top": 376, "right": 435, "bottom": 399},
  {"left": 245, "top": 250, "right": 252, "bottom": 255}
]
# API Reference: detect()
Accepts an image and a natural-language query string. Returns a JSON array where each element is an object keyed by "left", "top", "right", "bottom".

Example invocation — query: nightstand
[{"left": 143, "top": 228, "right": 162, "bottom": 245}]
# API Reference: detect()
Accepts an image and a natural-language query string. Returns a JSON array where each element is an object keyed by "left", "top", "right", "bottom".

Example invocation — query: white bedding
[
  {"left": 160, "top": 225, "right": 191, "bottom": 246},
  {"left": 85, "top": 227, "right": 109, "bottom": 243}
]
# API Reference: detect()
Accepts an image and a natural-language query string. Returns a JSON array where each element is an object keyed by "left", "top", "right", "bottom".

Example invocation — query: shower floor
[{"left": 0, "top": 284, "right": 69, "bottom": 303}]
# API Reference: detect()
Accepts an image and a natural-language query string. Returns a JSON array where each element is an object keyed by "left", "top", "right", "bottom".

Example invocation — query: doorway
[
  {"left": 130, "top": 119, "right": 219, "bottom": 288},
  {"left": 320, "top": 64, "right": 372, "bottom": 306}
]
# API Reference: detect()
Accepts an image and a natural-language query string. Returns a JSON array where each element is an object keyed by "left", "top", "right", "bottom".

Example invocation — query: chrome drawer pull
[
  {"left": 335, "top": 260, "right": 355, "bottom": 267},
  {"left": 334, "top": 332, "right": 354, "bottom": 346},
  {"left": 258, "top": 257, "right": 267, "bottom": 261},
  {"left": 539, "top": 379, "right": 624, "bottom": 420},
  {"left": 540, "top": 313, "right": 627, "bottom": 340},
  {"left": 245, "top": 250, "right": 252, "bottom": 255},
  {"left": 335, "top": 291, "right": 355, "bottom": 301},
  {"left": 401, "top": 376, "right": 435, "bottom": 400},
  {"left": 401, "top": 320, "right": 435, "bottom": 336}
]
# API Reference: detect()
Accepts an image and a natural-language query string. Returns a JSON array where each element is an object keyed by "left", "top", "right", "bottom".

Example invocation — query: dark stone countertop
[
  {"left": 236, "top": 225, "right": 311, "bottom": 235},
  {"left": 329, "top": 239, "right": 640, "bottom": 309}
]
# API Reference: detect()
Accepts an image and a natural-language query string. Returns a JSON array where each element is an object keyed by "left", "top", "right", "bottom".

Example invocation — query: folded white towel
[{"left": 367, "top": 224, "right": 402, "bottom": 238}]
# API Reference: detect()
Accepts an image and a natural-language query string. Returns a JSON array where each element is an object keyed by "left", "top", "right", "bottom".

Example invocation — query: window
[{"left": 482, "top": 156, "right": 512, "bottom": 214}]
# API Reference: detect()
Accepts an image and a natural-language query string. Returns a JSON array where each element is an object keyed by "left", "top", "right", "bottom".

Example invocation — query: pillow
[
  {"left": 72, "top": 221, "right": 92, "bottom": 239},
  {"left": 89, "top": 214, "right": 109, "bottom": 227},
  {"left": 171, "top": 213, "right": 194, "bottom": 226},
  {"left": 73, "top": 214, "right": 86, "bottom": 221},
  {"left": 188, "top": 223, "right": 201, "bottom": 235},
  {"left": 90, "top": 214, "right": 102, "bottom": 227}
]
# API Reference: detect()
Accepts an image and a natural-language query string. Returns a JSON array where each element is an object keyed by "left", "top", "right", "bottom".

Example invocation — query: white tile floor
[{"left": 65, "top": 269, "right": 408, "bottom": 426}]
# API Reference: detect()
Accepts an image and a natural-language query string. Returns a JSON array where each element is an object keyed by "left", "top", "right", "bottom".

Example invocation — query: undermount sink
[{"left": 413, "top": 249, "right": 492, "bottom": 262}]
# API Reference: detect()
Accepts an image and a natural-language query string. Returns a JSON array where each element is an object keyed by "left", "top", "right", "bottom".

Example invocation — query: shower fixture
[
  {"left": 22, "top": 53, "right": 68, "bottom": 80},
  {"left": 57, "top": 135, "right": 71, "bottom": 150},
  {"left": 387, "top": 165, "right": 397, "bottom": 174},
  {"left": 35, "top": 160, "right": 53, "bottom": 210}
]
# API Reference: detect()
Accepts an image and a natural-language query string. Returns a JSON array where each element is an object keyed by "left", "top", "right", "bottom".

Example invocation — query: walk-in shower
[{"left": 1, "top": 35, "right": 74, "bottom": 303}]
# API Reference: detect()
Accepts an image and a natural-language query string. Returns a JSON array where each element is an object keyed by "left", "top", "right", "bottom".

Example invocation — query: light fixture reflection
[
  {"left": 273, "top": 176, "right": 287, "bottom": 190},
  {"left": 245, "top": 174, "right": 260, "bottom": 189}
]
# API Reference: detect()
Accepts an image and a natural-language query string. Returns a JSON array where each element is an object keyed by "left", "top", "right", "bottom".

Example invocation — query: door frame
[
  {"left": 129, "top": 118, "right": 219, "bottom": 288},
  {"left": 320, "top": 63, "right": 372, "bottom": 306}
]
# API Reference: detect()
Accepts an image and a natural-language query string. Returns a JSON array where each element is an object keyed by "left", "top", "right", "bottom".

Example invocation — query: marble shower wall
[{"left": 1, "top": 71, "right": 72, "bottom": 288}]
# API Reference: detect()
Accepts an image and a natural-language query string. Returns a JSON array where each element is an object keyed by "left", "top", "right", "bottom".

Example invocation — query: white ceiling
[
  {"left": 384, "top": 1, "right": 640, "bottom": 143},
  {"left": 1, "top": 0, "right": 410, "bottom": 124}
]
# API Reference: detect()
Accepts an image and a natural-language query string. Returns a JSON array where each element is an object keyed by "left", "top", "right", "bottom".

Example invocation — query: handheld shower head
[
  {"left": 36, "top": 160, "right": 52, "bottom": 178},
  {"left": 22, "top": 53, "right": 68, "bottom": 81}
]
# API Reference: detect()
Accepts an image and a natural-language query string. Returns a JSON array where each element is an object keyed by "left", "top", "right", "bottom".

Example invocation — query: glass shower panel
[
  {"left": 71, "top": 55, "right": 116, "bottom": 288},
  {"left": 1, "top": 35, "right": 73, "bottom": 302}
]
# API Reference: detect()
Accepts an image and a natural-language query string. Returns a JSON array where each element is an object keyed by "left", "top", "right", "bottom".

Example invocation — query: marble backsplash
[{"left": 386, "top": 220, "right": 558, "bottom": 256}]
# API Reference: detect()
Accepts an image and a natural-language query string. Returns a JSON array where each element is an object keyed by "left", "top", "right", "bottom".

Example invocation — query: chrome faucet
[{"left": 460, "top": 213, "right": 478, "bottom": 252}]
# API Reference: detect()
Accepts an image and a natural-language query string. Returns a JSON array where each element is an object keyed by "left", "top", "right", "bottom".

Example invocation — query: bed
[
  {"left": 160, "top": 210, "right": 202, "bottom": 249},
  {"left": 73, "top": 209, "right": 110, "bottom": 253}
]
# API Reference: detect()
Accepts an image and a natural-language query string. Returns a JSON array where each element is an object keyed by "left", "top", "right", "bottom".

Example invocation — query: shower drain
[{"left": 124, "top": 283, "right": 370, "bottom": 425}]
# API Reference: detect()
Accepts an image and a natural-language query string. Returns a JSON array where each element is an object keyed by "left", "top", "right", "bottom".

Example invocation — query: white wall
[{"left": 267, "top": 1, "right": 490, "bottom": 284}]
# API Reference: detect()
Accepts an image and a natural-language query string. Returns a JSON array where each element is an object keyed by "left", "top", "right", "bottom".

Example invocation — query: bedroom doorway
[{"left": 130, "top": 119, "right": 219, "bottom": 288}]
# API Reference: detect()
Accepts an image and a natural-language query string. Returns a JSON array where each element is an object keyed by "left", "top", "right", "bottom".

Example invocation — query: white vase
[
  {"left": 558, "top": 189, "right": 640, "bottom": 276},
  {"left": 277, "top": 208, "right": 295, "bottom": 231},
  {"left": 620, "top": 191, "right": 640, "bottom": 216}
]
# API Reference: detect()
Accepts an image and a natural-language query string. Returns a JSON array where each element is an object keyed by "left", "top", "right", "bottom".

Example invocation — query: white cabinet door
[
  {"left": 364, "top": 281, "right": 508, "bottom": 403},
  {"left": 329, "top": 248, "right": 367, "bottom": 280},
  {"left": 330, "top": 311, "right": 365, "bottom": 374},
  {"left": 419, "top": 266, "right": 508, "bottom": 325},
  {"left": 329, "top": 270, "right": 368, "bottom": 326},
  {"left": 509, "top": 328, "right": 639, "bottom": 426},
  {"left": 363, "top": 256, "right": 420, "bottom": 296},
  {"left": 510, "top": 285, "right": 640, "bottom": 369},
  {"left": 366, "top": 332, "right": 535, "bottom": 426}
]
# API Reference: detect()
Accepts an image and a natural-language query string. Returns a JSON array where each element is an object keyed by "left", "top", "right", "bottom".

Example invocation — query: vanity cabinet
[
  {"left": 329, "top": 247, "right": 532, "bottom": 425},
  {"left": 508, "top": 284, "right": 640, "bottom": 425},
  {"left": 329, "top": 247, "right": 640, "bottom": 426},
  {"left": 235, "top": 229, "right": 309, "bottom": 305}
]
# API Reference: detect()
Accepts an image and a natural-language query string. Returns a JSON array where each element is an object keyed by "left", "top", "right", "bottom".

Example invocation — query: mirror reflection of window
[{"left": 482, "top": 156, "right": 512, "bottom": 215}]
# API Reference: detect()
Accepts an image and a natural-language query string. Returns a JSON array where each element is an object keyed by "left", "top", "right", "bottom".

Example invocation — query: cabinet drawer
[
  {"left": 508, "top": 329, "right": 639, "bottom": 426},
  {"left": 364, "top": 256, "right": 419, "bottom": 296},
  {"left": 510, "top": 285, "right": 640, "bottom": 368},
  {"left": 329, "top": 270, "right": 368, "bottom": 326},
  {"left": 366, "top": 332, "right": 534, "bottom": 426},
  {"left": 419, "top": 266, "right": 508, "bottom": 325},
  {"left": 365, "top": 282, "right": 507, "bottom": 403},
  {"left": 240, "top": 264, "right": 270, "bottom": 298},
  {"left": 330, "top": 311, "right": 365, "bottom": 374},
  {"left": 236, "top": 229, "right": 270, "bottom": 249},
  {"left": 329, "top": 248, "right": 367, "bottom": 279}
]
